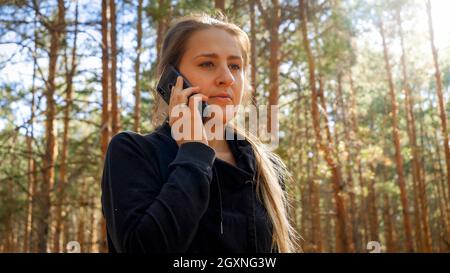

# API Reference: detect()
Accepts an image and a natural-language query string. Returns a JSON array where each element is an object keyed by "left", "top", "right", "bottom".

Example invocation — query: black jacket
[{"left": 101, "top": 122, "right": 274, "bottom": 253}]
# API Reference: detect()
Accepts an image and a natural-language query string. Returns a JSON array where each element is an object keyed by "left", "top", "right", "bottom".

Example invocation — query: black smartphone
[{"left": 156, "top": 65, "right": 208, "bottom": 122}]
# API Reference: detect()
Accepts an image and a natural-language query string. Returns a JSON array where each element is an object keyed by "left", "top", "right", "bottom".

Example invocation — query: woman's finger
[
  {"left": 169, "top": 76, "right": 183, "bottom": 103},
  {"left": 175, "top": 75, "right": 183, "bottom": 90},
  {"left": 187, "top": 93, "right": 206, "bottom": 112},
  {"left": 180, "top": 86, "right": 200, "bottom": 100}
]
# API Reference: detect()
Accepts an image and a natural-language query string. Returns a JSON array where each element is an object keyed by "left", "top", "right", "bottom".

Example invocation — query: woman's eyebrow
[{"left": 193, "top": 52, "right": 242, "bottom": 61}]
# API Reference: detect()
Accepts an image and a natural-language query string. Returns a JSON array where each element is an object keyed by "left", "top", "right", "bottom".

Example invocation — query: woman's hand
[{"left": 168, "top": 76, "right": 209, "bottom": 147}]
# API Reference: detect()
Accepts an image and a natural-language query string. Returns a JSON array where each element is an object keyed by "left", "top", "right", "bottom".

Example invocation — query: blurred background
[{"left": 0, "top": 0, "right": 449, "bottom": 253}]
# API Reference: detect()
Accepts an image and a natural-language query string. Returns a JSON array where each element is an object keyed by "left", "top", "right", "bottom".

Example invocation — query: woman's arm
[{"left": 101, "top": 132, "right": 215, "bottom": 253}]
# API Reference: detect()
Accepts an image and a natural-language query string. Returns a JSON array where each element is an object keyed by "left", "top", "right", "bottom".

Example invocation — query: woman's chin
[
  {"left": 203, "top": 114, "right": 235, "bottom": 126},
  {"left": 204, "top": 103, "right": 236, "bottom": 119}
]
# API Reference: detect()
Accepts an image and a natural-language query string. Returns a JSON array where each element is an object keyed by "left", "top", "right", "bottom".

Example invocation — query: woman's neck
[
  {"left": 206, "top": 125, "right": 237, "bottom": 166},
  {"left": 208, "top": 138, "right": 228, "bottom": 153},
  {"left": 205, "top": 122, "right": 227, "bottom": 152}
]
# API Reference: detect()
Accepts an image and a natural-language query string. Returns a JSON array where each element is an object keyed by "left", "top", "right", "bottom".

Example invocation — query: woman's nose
[{"left": 215, "top": 65, "right": 235, "bottom": 87}]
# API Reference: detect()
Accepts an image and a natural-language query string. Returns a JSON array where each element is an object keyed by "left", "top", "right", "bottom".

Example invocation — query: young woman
[{"left": 101, "top": 13, "right": 299, "bottom": 253}]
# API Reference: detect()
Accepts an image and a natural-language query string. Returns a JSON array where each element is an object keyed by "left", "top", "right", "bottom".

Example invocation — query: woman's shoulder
[{"left": 107, "top": 122, "right": 177, "bottom": 159}]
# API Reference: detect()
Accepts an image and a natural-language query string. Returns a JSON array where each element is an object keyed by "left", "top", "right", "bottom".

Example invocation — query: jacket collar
[{"left": 155, "top": 121, "right": 257, "bottom": 183}]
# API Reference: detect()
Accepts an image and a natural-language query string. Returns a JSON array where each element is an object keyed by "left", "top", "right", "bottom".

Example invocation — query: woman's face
[{"left": 178, "top": 27, "right": 245, "bottom": 124}]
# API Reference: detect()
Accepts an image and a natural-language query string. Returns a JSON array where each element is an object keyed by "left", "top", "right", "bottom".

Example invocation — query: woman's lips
[
  {"left": 209, "top": 92, "right": 232, "bottom": 102},
  {"left": 209, "top": 96, "right": 232, "bottom": 102},
  {"left": 210, "top": 92, "right": 230, "bottom": 98}
]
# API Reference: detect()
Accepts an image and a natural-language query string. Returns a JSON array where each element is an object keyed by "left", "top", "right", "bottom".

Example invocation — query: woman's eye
[
  {"left": 229, "top": 64, "right": 241, "bottom": 71},
  {"left": 199, "top": 62, "right": 214, "bottom": 68}
]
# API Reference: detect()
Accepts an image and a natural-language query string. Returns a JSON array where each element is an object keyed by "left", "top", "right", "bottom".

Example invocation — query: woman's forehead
[{"left": 184, "top": 28, "right": 243, "bottom": 59}]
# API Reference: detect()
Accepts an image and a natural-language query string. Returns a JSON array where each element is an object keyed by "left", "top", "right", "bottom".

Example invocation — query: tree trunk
[
  {"left": 310, "top": 177, "right": 322, "bottom": 252},
  {"left": 24, "top": 135, "right": 37, "bottom": 252},
  {"left": 155, "top": 0, "right": 171, "bottom": 68},
  {"left": 411, "top": 158, "right": 424, "bottom": 251},
  {"left": 383, "top": 192, "right": 397, "bottom": 252},
  {"left": 300, "top": 0, "right": 351, "bottom": 252},
  {"left": 302, "top": 96, "right": 313, "bottom": 252},
  {"left": 426, "top": 0, "right": 450, "bottom": 205},
  {"left": 28, "top": 158, "right": 39, "bottom": 252},
  {"left": 63, "top": 211, "right": 70, "bottom": 252},
  {"left": 357, "top": 162, "right": 369, "bottom": 247},
  {"left": 331, "top": 80, "right": 352, "bottom": 250},
  {"left": 287, "top": 90, "right": 303, "bottom": 243},
  {"left": 337, "top": 73, "right": 360, "bottom": 251},
  {"left": 378, "top": 16, "right": 414, "bottom": 252},
  {"left": 249, "top": 0, "right": 257, "bottom": 105},
  {"left": 101, "top": 0, "right": 110, "bottom": 160},
  {"left": 424, "top": 91, "right": 450, "bottom": 248},
  {"left": 397, "top": 8, "right": 432, "bottom": 252},
  {"left": 349, "top": 71, "right": 369, "bottom": 250},
  {"left": 110, "top": 0, "right": 120, "bottom": 135},
  {"left": 323, "top": 185, "right": 333, "bottom": 252},
  {"left": 382, "top": 168, "right": 399, "bottom": 252},
  {"left": 53, "top": 1, "right": 79, "bottom": 253},
  {"left": 435, "top": 162, "right": 450, "bottom": 251},
  {"left": 310, "top": 138, "right": 322, "bottom": 252},
  {"left": 134, "top": 0, "right": 143, "bottom": 133},
  {"left": 89, "top": 192, "right": 98, "bottom": 252},
  {"left": 367, "top": 165, "right": 379, "bottom": 242},
  {"left": 100, "top": 0, "right": 110, "bottom": 253},
  {"left": 4, "top": 155, "right": 15, "bottom": 251},
  {"left": 302, "top": 21, "right": 322, "bottom": 255},
  {"left": 317, "top": 77, "right": 332, "bottom": 145},
  {"left": 267, "top": 0, "right": 280, "bottom": 138},
  {"left": 317, "top": 66, "right": 351, "bottom": 253},
  {"left": 215, "top": 0, "right": 226, "bottom": 12},
  {"left": 77, "top": 208, "right": 85, "bottom": 252},
  {"left": 431, "top": 115, "right": 450, "bottom": 248},
  {"left": 37, "top": 0, "right": 65, "bottom": 253},
  {"left": 23, "top": 12, "right": 39, "bottom": 252}
]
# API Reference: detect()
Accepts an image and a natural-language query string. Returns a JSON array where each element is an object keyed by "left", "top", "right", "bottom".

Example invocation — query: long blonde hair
[{"left": 152, "top": 12, "right": 301, "bottom": 253}]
